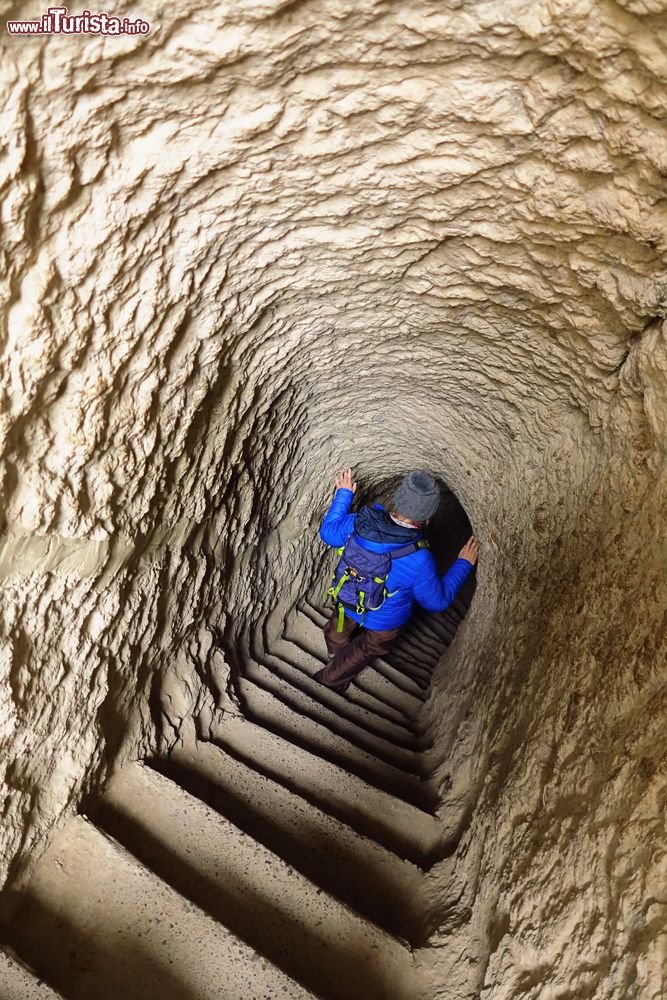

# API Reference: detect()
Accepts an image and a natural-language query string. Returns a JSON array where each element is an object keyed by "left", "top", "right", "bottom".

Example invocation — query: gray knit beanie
[{"left": 393, "top": 470, "right": 440, "bottom": 523}]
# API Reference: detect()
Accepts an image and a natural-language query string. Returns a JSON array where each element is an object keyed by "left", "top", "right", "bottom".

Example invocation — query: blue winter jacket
[{"left": 320, "top": 488, "right": 473, "bottom": 631}]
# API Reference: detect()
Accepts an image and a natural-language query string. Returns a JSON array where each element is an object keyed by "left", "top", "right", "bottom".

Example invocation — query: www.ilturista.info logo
[{"left": 6, "top": 6, "right": 150, "bottom": 35}]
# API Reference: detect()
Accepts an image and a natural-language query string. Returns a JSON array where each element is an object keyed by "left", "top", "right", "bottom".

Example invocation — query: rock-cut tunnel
[{"left": 0, "top": 2, "right": 665, "bottom": 998}]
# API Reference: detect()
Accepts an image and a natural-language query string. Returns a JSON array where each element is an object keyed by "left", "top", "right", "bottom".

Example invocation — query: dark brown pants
[{"left": 321, "top": 609, "right": 403, "bottom": 687}]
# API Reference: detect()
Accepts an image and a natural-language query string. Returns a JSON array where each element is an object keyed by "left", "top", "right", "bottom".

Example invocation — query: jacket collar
[{"left": 355, "top": 504, "right": 422, "bottom": 544}]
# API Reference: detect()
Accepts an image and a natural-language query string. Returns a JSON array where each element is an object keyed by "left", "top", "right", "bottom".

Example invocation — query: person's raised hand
[
  {"left": 458, "top": 536, "right": 479, "bottom": 565},
  {"left": 334, "top": 468, "right": 357, "bottom": 493}
]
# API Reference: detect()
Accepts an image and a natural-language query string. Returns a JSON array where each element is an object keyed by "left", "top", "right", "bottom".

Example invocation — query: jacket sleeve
[
  {"left": 319, "top": 488, "right": 356, "bottom": 548},
  {"left": 412, "top": 553, "right": 473, "bottom": 612}
]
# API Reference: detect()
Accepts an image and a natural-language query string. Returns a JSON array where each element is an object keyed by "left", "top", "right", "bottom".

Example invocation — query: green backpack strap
[
  {"left": 325, "top": 546, "right": 346, "bottom": 602},
  {"left": 336, "top": 603, "right": 346, "bottom": 632},
  {"left": 328, "top": 568, "right": 350, "bottom": 601}
]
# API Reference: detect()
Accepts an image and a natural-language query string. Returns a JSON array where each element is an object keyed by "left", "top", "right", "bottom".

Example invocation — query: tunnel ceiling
[
  {"left": 1, "top": 0, "right": 666, "bottom": 541},
  {"left": 0, "top": 2, "right": 665, "bottom": 998}
]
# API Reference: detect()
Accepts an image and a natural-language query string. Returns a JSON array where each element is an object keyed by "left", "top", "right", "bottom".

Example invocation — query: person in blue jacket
[{"left": 315, "top": 467, "right": 479, "bottom": 693}]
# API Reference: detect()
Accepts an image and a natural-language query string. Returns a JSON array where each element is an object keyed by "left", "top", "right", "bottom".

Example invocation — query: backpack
[{"left": 326, "top": 529, "right": 429, "bottom": 631}]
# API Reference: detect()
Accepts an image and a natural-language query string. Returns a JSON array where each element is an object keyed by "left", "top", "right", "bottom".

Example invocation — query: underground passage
[{"left": 0, "top": 1, "right": 665, "bottom": 998}]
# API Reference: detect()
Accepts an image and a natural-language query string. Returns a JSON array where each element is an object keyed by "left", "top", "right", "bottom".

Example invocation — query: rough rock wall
[{"left": 0, "top": 0, "right": 665, "bottom": 996}]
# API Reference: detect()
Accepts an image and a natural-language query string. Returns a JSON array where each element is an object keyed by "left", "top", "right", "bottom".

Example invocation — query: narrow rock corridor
[
  {"left": 0, "top": 1, "right": 665, "bottom": 999},
  {"left": 2, "top": 551, "right": 474, "bottom": 999},
  {"left": 1, "top": 489, "right": 477, "bottom": 997}
]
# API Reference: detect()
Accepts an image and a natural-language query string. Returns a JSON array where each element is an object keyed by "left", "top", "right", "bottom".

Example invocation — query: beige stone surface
[
  {"left": 0, "top": 1, "right": 665, "bottom": 997},
  {"left": 0, "top": 946, "right": 63, "bottom": 998}
]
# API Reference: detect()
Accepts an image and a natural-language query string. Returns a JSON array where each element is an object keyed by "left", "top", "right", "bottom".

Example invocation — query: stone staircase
[{"left": 0, "top": 596, "right": 469, "bottom": 1000}]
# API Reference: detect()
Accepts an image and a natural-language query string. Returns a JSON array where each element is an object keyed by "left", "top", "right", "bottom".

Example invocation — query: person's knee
[{"left": 366, "top": 628, "right": 400, "bottom": 656}]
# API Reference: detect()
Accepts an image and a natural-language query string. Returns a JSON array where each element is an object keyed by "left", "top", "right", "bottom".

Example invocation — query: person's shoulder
[
  {"left": 414, "top": 543, "right": 434, "bottom": 559},
  {"left": 396, "top": 546, "right": 433, "bottom": 586},
  {"left": 410, "top": 545, "right": 436, "bottom": 570}
]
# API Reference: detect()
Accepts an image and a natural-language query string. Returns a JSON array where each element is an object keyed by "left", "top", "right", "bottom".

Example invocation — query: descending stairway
[{"left": 0, "top": 591, "right": 471, "bottom": 1000}]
